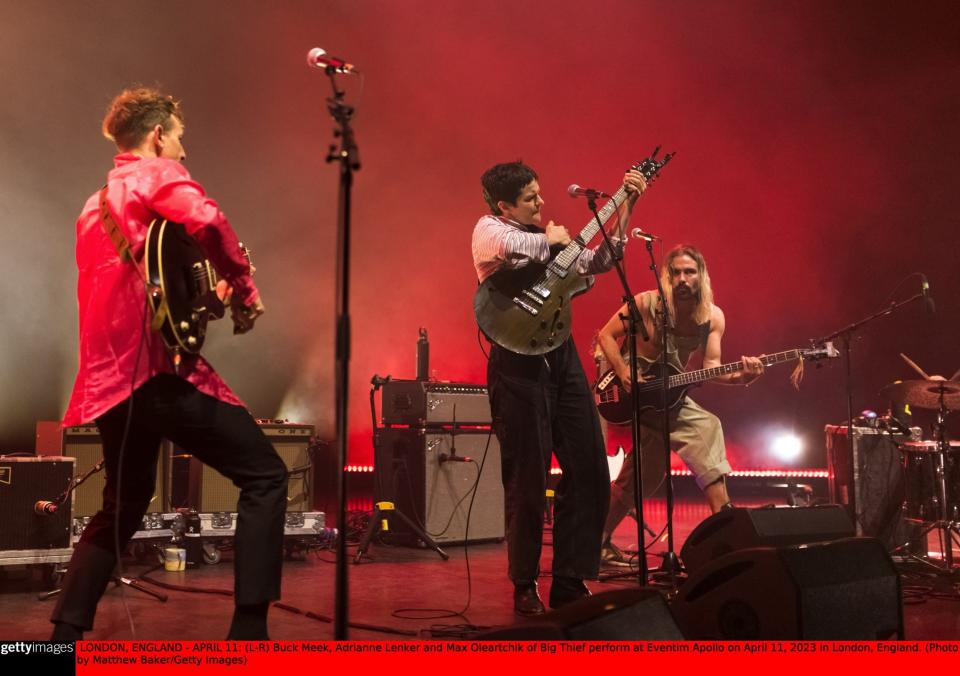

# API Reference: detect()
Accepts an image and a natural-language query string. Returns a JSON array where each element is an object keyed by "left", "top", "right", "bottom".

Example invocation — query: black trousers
[
  {"left": 487, "top": 337, "right": 609, "bottom": 584},
  {"left": 52, "top": 374, "right": 288, "bottom": 631}
]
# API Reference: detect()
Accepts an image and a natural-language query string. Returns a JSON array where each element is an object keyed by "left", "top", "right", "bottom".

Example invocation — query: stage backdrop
[{"left": 0, "top": 0, "right": 957, "bottom": 471}]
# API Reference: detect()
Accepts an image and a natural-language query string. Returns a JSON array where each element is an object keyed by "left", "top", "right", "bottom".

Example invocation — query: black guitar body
[
  {"left": 594, "top": 361, "right": 689, "bottom": 425},
  {"left": 144, "top": 219, "right": 224, "bottom": 355},
  {"left": 474, "top": 261, "right": 591, "bottom": 355}
]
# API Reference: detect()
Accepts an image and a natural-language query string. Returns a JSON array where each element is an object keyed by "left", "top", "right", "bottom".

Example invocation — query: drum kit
[{"left": 880, "top": 372, "right": 960, "bottom": 572}]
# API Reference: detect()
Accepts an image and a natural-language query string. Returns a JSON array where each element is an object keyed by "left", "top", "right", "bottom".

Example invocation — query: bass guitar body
[{"left": 594, "top": 362, "right": 688, "bottom": 425}]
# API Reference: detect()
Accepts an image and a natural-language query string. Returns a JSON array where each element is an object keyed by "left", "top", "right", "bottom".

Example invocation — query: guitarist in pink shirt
[{"left": 52, "top": 87, "right": 283, "bottom": 640}]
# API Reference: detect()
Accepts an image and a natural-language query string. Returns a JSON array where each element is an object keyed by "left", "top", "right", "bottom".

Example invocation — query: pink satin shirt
[{"left": 62, "top": 154, "right": 258, "bottom": 426}]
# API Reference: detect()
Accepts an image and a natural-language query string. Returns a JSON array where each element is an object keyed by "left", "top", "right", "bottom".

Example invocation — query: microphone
[
  {"left": 306, "top": 47, "right": 358, "bottom": 74},
  {"left": 438, "top": 406, "right": 469, "bottom": 463},
  {"left": 630, "top": 227, "right": 661, "bottom": 241},
  {"left": 34, "top": 500, "right": 59, "bottom": 515},
  {"left": 921, "top": 275, "right": 935, "bottom": 314},
  {"left": 567, "top": 184, "right": 611, "bottom": 199}
]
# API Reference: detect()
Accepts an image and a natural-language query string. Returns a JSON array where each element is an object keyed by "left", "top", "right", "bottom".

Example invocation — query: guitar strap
[
  {"left": 98, "top": 185, "right": 169, "bottom": 332},
  {"left": 99, "top": 185, "right": 133, "bottom": 263}
]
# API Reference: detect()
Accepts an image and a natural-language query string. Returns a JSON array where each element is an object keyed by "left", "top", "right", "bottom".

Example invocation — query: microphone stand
[
  {"left": 815, "top": 289, "right": 928, "bottom": 492},
  {"left": 324, "top": 66, "right": 360, "bottom": 641},
  {"left": 38, "top": 459, "right": 167, "bottom": 603},
  {"left": 589, "top": 195, "right": 649, "bottom": 587},
  {"left": 642, "top": 238, "right": 682, "bottom": 587}
]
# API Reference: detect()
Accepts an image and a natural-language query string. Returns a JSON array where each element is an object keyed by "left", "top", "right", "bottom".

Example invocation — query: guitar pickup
[
  {"left": 512, "top": 297, "right": 540, "bottom": 316},
  {"left": 594, "top": 388, "right": 619, "bottom": 405},
  {"left": 547, "top": 263, "right": 569, "bottom": 278},
  {"left": 522, "top": 289, "right": 545, "bottom": 306},
  {"left": 529, "top": 284, "right": 551, "bottom": 299}
]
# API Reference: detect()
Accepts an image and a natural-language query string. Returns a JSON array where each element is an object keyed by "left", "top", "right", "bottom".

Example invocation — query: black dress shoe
[
  {"left": 513, "top": 583, "right": 546, "bottom": 616},
  {"left": 549, "top": 577, "right": 591, "bottom": 609}
]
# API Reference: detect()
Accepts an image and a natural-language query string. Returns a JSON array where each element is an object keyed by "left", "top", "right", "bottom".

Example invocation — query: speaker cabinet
[
  {"left": 193, "top": 422, "right": 314, "bottom": 513},
  {"left": 825, "top": 424, "right": 918, "bottom": 548},
  {"left": 62, "top": 426, "right": 165, "bottom": 517},
  {"left": 478, "top": 589, "right": 684, "bottom": 640},
  {"left": 0, "top": 456, "right": 73, "bottom": 550},
  {"left": 381, "top": 381, "right": 492, "bottom": 426},
  {"left": 672, "top": 537, "right": 903, "bottom": 639},
  {"left": 680, "top": 505, "right": 854, "bottom": 575},
  {"left": 376, "top": 428, "right": 504, "bottom": 544}
]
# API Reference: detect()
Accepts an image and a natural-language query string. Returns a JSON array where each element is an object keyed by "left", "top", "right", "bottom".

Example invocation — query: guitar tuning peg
[{"left": 650, "top": 145, "right": 661, "bottom": 159}]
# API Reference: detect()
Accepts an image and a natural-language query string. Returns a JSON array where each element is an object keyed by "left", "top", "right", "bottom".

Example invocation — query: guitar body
[
  {"left": 594, "top": 362, "right": 689, "bottom": 425},
  {"left": 144, "top": 219, "right": 225, "bottom": 355},
  {"left": 474, "top": 262, "right": 591, "bottom": 355}
]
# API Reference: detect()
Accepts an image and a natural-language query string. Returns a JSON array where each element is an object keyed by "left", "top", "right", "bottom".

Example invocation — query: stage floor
[{"left": 2, "top": 496, "right": 958, "bottom": 641}]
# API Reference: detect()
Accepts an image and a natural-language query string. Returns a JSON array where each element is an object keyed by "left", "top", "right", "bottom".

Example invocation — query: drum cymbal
[{"left": 880, "top": 380, "right": 960, "bottom": 410}]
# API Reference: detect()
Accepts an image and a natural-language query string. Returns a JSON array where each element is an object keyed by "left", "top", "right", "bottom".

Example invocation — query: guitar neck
[
  {"left": 551, "top": 185, "right": 629, "bottom": 273},
  {"left": 668, "top": 349, "right": 802, "bottom": 388}
]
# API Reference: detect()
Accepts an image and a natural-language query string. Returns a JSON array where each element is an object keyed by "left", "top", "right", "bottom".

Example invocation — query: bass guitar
[
  {"left": 474, "top": 147, "right": 673, "bottom": 355},
  {"left": 594, "top": 344, "right": 838, "bottom": 425}
]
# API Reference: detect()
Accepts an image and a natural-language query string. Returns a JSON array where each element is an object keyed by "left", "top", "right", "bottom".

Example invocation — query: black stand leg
[
  {"left": 40, "top": 575, "right": 168, "bottom": 603},
  {"left": 353, "top": 503, "right": 448, "bottom": 563},
  {"left": 353, "top": 506, "right": 383, "bottom": 563},
  {"left": 643, "top": 238, "right": 682, "bottom": 588},
  {"left": 590, "top": 196, "right": 649, "bottom": 587}
]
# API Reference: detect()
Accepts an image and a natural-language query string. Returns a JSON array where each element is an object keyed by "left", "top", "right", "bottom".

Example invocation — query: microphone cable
[
  {"left": 110, "top": 272, "right": 153, "bottom": 638},
  {"left": 391, "top": 427, "right": 493, "bottom": 626}
]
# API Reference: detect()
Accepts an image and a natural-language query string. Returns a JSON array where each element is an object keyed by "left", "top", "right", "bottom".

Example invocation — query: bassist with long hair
[{"left": 596, "top": 244, "right": 765, "bottom": 566}]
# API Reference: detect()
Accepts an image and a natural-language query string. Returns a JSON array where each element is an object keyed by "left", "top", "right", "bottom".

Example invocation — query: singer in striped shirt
[{"left": 472, "top": 161, "right": 647, "bottom": 616}]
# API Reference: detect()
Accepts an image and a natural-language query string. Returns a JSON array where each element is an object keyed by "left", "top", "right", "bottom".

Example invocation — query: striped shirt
[{"left": 471, "top": 214, "right": 624, "bottom": 283}]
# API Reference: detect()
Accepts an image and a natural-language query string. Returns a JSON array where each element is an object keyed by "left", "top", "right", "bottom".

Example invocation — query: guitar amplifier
[
  {"left": 191, "top": 421, "right": 314, "bottom": 513},
  {"left": 61, "top": 425, "right": 167, "bottom": 517},
  {"left": 375, "top": 428, "right": 504, "bottom": 544},
  {"left": 381, "top": 380, "right": 491, "bottom": 426},
  {"left": 0, "top": 456, "right": 74, "bottom": 551}
]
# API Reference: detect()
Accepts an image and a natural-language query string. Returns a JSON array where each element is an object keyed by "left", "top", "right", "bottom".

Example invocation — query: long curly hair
[{"left": 659, "top": 244, "right": 714, "bottom": 325}]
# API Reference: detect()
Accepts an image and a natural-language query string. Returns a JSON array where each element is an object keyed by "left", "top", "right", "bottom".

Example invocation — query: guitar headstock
[
  {"left": 631, "top": 145, "right": 676, "bottom": 182},
  {"left": 801, "top": 342, "right": 840, "bottom": 362}
]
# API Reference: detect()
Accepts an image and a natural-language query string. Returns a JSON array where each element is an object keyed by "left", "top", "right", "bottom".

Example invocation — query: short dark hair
[
  {"left": 102, "top": 87, "right": 183, "bottom": 151},
  {"left": 480, "top": 162, "right": 538, "bottom": 215}
]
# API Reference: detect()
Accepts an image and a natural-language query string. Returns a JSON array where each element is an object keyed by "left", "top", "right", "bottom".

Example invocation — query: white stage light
[{"left": 770, "top": 433, "right": 804, "bottom": 463}]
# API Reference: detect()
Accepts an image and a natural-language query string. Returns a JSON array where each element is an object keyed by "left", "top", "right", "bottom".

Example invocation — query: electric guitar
[
  {"left": 594, "top": 344, "right": 839, "bottom": 425},
  {"left": 473, "top": 147, "right": 674, "bottom": 355},
  {"left": 143, "top": 219, "right": 251, "bottom": 356}
]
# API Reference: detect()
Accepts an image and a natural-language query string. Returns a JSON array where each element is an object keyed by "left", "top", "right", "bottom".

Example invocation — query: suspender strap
[{"left": 99, "top": 185, "right": 132, "bottom": 262}]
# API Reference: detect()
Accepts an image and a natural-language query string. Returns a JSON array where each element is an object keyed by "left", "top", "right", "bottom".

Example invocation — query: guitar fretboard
[
  {"left": 668, "top": 349, "right": 802, "bottom": 388},
  {"left": 550, "top": 185, "right": 629, "bottom": 274}
]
